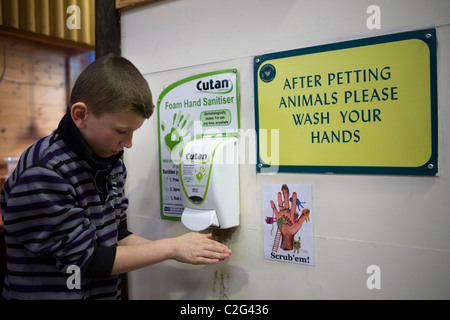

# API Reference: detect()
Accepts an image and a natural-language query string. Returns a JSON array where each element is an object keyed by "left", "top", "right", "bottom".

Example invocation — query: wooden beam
[
  {"left": 95, "top": 0, "right": 121, "bottom": 58},
  {"left": 116, "top": 0, "right": 157, "bottom": 10},
  {"left": 0, "top": 27, "right": 94, "bottom": 52}
]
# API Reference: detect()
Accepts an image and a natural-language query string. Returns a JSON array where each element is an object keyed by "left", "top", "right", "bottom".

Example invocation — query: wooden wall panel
[
  {"left": 18, "top": 0, "right": 36, "bottom": 33},
  {"left": 36, "top": 0, "right": 51, "bottom": 36},
  {"left": 49, "top": 0, "right": 64, "bottom": 39},
  {"left": 1, "top": 0, "right": 94, "bottom": 48},
  {"left": 0, "top": 35, "right": 67, "bottom": 175},
  {"left": 1, "top": 1, "right": 19, "bottom": 29}
]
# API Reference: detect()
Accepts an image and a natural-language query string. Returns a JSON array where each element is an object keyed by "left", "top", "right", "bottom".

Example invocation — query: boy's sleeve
[
  {"left": 83, "top": 245, "right": 117, "bottom": 277},
  {"left": 84, "top": 197, "right": 131, "bottom": 277},
  {"left": 3, "top": 166, "right": 100, "bottom": 274},
  {"left": 118, "top": 197, "right": 132, "bottom": 241},
  {"left": 84, "top": 161, "right": 133, "bottom": 277},
  {"left": 118, "top": 163, "right": 133, "bottom": 241}
]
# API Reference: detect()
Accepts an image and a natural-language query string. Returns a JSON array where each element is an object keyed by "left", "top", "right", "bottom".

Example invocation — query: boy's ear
[{"left": 71, "top": 102, "right": 89, "bottom": 129}]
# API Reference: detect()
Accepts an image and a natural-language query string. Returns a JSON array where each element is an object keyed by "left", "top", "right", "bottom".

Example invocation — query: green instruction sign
[{"left": 157, "top": 69, "right": 240, "bottom": 220}]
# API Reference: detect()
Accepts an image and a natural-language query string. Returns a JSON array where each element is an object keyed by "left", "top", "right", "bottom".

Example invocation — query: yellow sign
[{"left": 254, "top": 29, "right": 437, "bottom": 175}]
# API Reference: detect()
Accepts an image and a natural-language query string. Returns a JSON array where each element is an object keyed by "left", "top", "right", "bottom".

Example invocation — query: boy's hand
[{"left": 170, "top": 233, "right": 232, "bottom": 265}]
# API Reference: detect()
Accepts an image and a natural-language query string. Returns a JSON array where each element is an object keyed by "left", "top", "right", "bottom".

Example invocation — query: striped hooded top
[{"left": 1, "top": 111, "right": 132, "bottom": 299}]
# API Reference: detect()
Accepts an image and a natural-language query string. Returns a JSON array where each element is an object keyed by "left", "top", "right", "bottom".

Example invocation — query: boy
[{"left": 0, "top": 53, "right": 232, "bottom": 300}]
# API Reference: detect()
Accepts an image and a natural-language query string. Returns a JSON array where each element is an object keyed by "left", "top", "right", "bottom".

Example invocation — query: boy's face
[{"left": 73, "top": 103, "right": 145, "bottom": 158}]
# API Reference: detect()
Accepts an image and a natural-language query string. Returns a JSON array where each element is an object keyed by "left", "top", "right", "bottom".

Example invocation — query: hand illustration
[
  {"left": 162, "top": 111, "right": 193, "bottom": 152},
  {"left": 270, "top": 184, "right": 308, "bottom": 250},
  {"left": 195, "top": 166, "right": 207, "bottom": 182}
]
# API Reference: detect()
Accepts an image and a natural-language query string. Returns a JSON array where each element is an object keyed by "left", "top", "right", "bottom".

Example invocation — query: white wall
[{"left": 121, "top": 0, "right": 450, "bottom": 299}]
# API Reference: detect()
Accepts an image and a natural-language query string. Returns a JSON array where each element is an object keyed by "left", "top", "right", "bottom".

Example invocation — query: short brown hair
[{"left": 70, "top": 53, "right": 154, "bottom": 119}]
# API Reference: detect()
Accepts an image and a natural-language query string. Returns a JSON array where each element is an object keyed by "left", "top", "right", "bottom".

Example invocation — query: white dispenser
[{"left": 179, "top": 137, "right": 239, "bottom": 231}]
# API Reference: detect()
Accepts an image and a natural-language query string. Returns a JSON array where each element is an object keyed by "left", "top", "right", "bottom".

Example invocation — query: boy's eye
[{"left": 116, "top": 129, "right": 127, "bottom": 134}]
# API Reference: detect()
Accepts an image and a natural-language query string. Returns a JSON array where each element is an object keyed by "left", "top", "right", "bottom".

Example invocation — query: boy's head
[
  {"left": 69, "top": 54, "right": 154, "bottom": 158},
  {"left": 70, "top": 53, "right": 154, "bottom": 119}
]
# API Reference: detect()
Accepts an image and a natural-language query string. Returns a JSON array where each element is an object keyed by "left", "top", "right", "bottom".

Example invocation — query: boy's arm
[
  {"left": 118, "top": 233, "right": 152, "bottom": 246},
  {"left": 110, "top": 233, "right": 232, "bottom": 275}
]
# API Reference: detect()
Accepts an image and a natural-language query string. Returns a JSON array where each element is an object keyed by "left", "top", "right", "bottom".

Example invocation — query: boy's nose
[
  {"left": 121, "top": 133, "right": 133, "bottom": 148},
  {"left": 121, "top": 141, "right": 132, "bottom": 149}
]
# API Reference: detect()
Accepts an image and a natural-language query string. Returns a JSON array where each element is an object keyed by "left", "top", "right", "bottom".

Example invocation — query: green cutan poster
[{"left": 157, "top": 69, "right": 240, "bottom": 220}]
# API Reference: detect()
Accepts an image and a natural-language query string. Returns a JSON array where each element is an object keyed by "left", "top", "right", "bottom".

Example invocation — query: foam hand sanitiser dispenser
[{"left": 179, "top": 137, "right": 239, "bottom": 231}]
